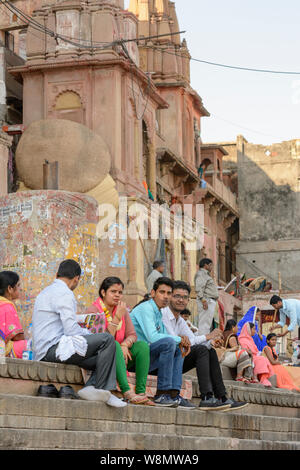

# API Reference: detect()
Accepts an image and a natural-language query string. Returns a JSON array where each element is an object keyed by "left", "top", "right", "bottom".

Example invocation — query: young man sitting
[
  {"left": 162, "top": 280, "right": 248, "bottom": 412},
  {"left": 130, "top": 277, "right": 194, "bottom": 408},
  {"left": 32, "top": 259, "right": 126, "bottom": 407}
]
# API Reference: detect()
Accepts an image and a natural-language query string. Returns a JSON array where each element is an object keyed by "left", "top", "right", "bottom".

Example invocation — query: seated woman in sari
[
  {"left": 87, "top": 277, "right": 152, "bottom": 405},
  {"left": 0, "top": 271, "right": 27, "bottom": 358},
  {"left": 237, "top": 306, "right": 267, "bottom": 351},
  {"left": 222, "top": 319, "right": 254, "bottom": 384},
  {"left": 239, "top": 322, "right": 274, "bottom": 387},
  {"left": 262, "top": 334, "right": 300, "bottom": 392}
]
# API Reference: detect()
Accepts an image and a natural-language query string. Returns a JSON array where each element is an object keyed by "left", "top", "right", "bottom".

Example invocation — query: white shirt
[
  {"left": 32, "top": 279, "right": 90, "bottom": 361},
  {"left": 146, "top": 270, "right": 163, "bottom": 293},
  {"left": 161, "top": 307, "right": 212, "bottom": 349}
]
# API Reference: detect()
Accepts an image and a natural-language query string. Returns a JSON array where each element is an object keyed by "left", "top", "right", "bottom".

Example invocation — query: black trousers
[{"left": 183, "top": 344, "right": 226, "bottom": 399}]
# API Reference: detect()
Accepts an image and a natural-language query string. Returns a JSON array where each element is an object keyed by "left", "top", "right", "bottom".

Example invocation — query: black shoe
[
  {"left": 58, "top": 385, "right": 79, "bottom": 400},
  {"left": 198, "top": 397, "right": 231, "bottom": 411},
  {"left": 222, "top": 398, "right": 249, "bottom": 411},
  {"left": 176, "top": 395, "right": 196, "bottom": 410},
  {"left": 37, "top": 384, "right": 59, "bottom": 398}
]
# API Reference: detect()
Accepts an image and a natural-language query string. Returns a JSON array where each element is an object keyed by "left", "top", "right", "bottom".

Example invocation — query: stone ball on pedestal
[{"left": 15, "top": 119, "right": 111, "bottom": 192}]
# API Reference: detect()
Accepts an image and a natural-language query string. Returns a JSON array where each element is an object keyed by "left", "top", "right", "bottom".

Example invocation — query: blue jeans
[{"left": 149, "top": 337, "right": 184, "bottom": 392}]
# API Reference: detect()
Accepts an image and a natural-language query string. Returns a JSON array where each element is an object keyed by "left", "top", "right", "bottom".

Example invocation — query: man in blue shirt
[
  {"left": 130, "top": 277, "right": 191, "bottom": 407},
  {"left": 270, "top": 295, "right": 300, "bottom": 339}
]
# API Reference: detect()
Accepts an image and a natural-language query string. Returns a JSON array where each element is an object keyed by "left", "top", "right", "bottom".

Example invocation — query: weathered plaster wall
[
  {"left": 236, "top": 137, "right": 300, "bottom": 291},
  {"left": 0, "top": 191, "right": 100, "bottom": 330}
]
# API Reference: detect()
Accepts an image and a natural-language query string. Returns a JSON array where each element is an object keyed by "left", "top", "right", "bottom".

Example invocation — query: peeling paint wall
[{"left": 0, "top": 190, "right": 100, "bottom": 330}]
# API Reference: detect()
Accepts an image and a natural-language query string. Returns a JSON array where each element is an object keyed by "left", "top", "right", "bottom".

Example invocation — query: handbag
[
  {"left": 214, "top": 333, "right": 239, "bottom": 363},
  {"left": 215, "top": 346, "right": 227, "bottom": 362}
]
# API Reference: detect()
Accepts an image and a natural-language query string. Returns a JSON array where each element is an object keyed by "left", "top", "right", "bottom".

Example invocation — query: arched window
[{"left": 54, "top": 91, "right": 84, "bottom": 124}]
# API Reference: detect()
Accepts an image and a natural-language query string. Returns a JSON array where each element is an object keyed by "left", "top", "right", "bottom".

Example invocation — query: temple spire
[{"left": 128, "top": 0, "right": 139, "bottom": 16}]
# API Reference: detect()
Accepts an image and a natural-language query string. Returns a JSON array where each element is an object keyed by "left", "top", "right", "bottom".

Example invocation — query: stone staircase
[{"left": 0, "top": 358, "right": 299, "bottom": 450}]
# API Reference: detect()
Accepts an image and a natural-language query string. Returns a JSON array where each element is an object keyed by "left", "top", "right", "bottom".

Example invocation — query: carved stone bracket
[
  {"left": 219, "top": 208, "right": 230, "bottom": 223},
  {"left": 203, "top": 195, "right": 215, "bottom": 212},
  {"left": 224, "top": 214, "right": 237, "bottom": 230},
  {"left": 210, "top": 201, "right": 222, "bottom": 217},
  {"left": 160, "top": 161, "right": 177, "bottom": 177}
]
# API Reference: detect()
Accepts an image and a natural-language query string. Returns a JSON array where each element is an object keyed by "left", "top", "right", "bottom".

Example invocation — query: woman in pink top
[
  {"left": 239, "top": 322, "right": 274, "bottom": 387},
  {"left": 88, "top": 277, "right": 152, "bottom": 405},
  {"left": 0, "top": 271, "right": 27, "bottom": 358}
]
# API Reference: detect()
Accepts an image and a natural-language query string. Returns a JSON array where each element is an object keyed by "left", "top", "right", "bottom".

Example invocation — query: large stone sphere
[{"left": 15, "top": 119, "right": 111, "bottom": 192}]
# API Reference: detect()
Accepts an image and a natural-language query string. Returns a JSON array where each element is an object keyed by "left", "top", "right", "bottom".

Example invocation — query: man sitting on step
[
  {"left": 130, "top": 277, "right": 194, "bottom": 408},
  {"left": 162, "top": 280, "right": 248, "bottom": 412},
  {"left": 32, "top": 259, "right": 126, "bottom": 407}
]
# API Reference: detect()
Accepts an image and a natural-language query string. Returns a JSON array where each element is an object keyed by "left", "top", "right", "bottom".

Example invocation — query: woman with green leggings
[{"left": 89, "top": 277, "right": 153, "bottom": 406}]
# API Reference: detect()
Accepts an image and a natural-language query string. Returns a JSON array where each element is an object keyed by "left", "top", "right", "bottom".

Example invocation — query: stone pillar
[
  {"left": 134, "top": 119, "right": 140, "bottom": 179},
  {"left": 125, "top": 198, "right": 147, "bottom": 303},
  {"left": 173, "top": 238, "right": 181, "bottom": 280},
  {"left": 219, "top": 241, "right": 227, "bottom": 283},
  {"left": 26, "top": 16, "right": 46, "bottom": 63},
  {"left": 148, "top": 140, "right": 157, "bottom": 200},
  {"left": 0, "top": 131, "right": 12, "bottom": 196},
  {"left": 0, "top": 47, "right": 6, "bottom": 123}
]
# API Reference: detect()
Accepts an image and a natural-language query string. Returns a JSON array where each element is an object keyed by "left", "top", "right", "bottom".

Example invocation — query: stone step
[
  {"left": 0, "top": 428, "right": 299, "bottom": 450},
  {"left": 0, "top": 394, "right": 299, "bottom": 444}
]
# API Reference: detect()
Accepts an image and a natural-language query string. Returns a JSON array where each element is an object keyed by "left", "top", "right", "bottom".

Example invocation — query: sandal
[
  {"left": 143, "top": 398, "right": 156, "bottom": 406},
  {"left": 250, "top": 378, "right": 259, "bottom": 384},
  {"left": 236, "top": 376, "right": 249, "bottom": 383},
  {"left": 123, "top": 391, "right": 149, "bottom": 405}
]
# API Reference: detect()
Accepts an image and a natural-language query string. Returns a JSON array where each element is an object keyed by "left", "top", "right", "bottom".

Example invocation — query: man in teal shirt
[
  {"left": 270, "top": 296, "right": 300, "bottom": 338},
  {"left": 130, "top": 277, "right": 192, "bottom": 408}
]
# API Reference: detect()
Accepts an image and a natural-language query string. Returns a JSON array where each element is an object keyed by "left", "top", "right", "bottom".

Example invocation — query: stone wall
[
  {"left": 0, "top": 190, "right": 100, "bottom": 330},
  {"left": 0, "top": 131, "right": 12, "bottom": 195},
  {"left": 236, "top": 136, "right": 300, "bottom": 291}
]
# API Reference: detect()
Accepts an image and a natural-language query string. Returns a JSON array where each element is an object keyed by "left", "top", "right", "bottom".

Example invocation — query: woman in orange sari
[
  {"left": 238, "top": 322, "right": 274, "bottom": 387},
  {"left": 263, "top": 334, "right": 300, "bottom": 392},
  {"left": 0, "top": 271, "right": 27, "bottom": 358}
]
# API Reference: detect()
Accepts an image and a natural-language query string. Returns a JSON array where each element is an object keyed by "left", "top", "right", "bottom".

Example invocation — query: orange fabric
[
  {"left": 264, "top": 347, "right": 300, "bottom": 392},
  {"left": 284, "top": 366, "right": 300, "bottom": 389}
]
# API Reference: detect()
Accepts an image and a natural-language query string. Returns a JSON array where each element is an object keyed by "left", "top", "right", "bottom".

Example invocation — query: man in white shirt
[
  {"left": 194, "top": 258, "right": 219, "bottom": 335},
  {"left": 32, "top": 259, "right": 125, "bottom": 407},
  {"left": 146, "top": 260, "right": 164, "bottom": 293},
  {"left": 162, "top": 281, "right": 248, "bottom": 412}
]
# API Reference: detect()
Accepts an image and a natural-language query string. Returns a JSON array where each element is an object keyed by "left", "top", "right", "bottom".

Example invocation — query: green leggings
[{"left": 115, "top": 341, "right": 150, "bottom": 394}]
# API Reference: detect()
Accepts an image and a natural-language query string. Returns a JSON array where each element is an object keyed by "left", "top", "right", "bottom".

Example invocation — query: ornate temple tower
[
  {"left": 128, "top": 0, "right": 209, "bottom": 185},
  {"left": 11, "top": 0, "right": 167, "bottom": 200}
]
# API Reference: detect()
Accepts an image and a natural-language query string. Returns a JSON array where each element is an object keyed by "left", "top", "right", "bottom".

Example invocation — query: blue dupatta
[{"left": 237, "top": 306, "right": 267, "bottom": 351}]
